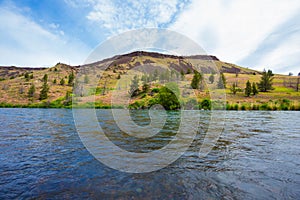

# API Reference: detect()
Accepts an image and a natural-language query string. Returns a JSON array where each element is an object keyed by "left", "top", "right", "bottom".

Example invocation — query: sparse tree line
[
  {"left": 230, "top": 69, "right": 274, "bottom": 96},
  {"left": 26, "top": 71, "right": 75, "bottom": 107}
]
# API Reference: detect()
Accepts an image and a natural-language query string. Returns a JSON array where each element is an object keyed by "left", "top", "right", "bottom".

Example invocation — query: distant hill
[{"left": 0, "top": 51, "right": 299, "bottom": 109}]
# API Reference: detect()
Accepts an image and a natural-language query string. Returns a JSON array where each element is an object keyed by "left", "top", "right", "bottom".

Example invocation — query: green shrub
[
  {"left": 151, "top": 88, "right": 160, "bottom": 93},
  {"left": 200, "top": 99, "right": 211, "bottom": 110},
  {"left": 233, "top": 104, "right": 239, "bottom": 110},
  {"left": 241, "top": 104, "right": 246, "bottom": 110}
]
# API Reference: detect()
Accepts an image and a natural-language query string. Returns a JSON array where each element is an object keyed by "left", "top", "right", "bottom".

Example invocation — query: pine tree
[
  {"left": 60, "top": 78, "right": 65, "bottom": 85},
  {"left": 28, "top": 84, "right": 35, "bottom": 98},
  {"left": 40, "top": 74, "right": 49, "bottom": 100},
  {"left": 42, "top": 74, "right": 48, "bottom": 83},
  {"left": 53, "top": 79, "right": 57, "bottom": 84},
  {"left": 68, "top": 71, "right": 75, "bottom": 86},
  {"left": 129, "top": 75, "right": 140, "bottom": 96},
  {"left": 180, "top": 69, "right": 185, "bottom": 81},
  {"left": 24, "top": 72, "right": 29, "bottom": 81},
  {"left": 217, "top": 73, "right": 226, "bottom": 89},
  {"left": 245, "top": 80, "right": 252, "bottom": 97},
  {"left": 64, "top": 91, "right": 72, "bottom": 106},
  {"left": 191, "top": 70, "right": 202, "bottom": 89},
  {"left": 209, "top": 73, "right": 215, "bottom": 84},
  {"left": 252, "top": 82, "right": 258, "bottom": 95},
  {"left": 258, "top": 69, "right": 274, "bottom": 92},
  {"left": 230, "top": 83, "right": 238, "bottom": 95}
]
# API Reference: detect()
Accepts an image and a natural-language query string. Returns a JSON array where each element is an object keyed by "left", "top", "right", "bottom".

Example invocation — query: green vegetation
[
  {"left": 191, "top": 70, "right": 203, "bottom": 89},
  {"left": 230, "top": 83, "right": 239, "bottom": 95},
  {"left": 217, "top": 73, "right": 226, "bottom": 89},
  {"left": 39, "top": 74, "right": 49, "bottom": 100},
  {"left": 68, "top": 71, "right": 75, "bottom": 86},
  {"left": 0, "top": 52, "right": 299, "bottom": 110},
  {"left": 60, "top": 78, "right": 65, "bottom": 85},
  {"left": 28, "top": 84, "right": 35, "bottom": 98},
  {"left": 158, "top": 82, "right": 180, "bottom": 110},
  {"left": 209, "top": 73, "right": 214, "bottom": 84},
  {"left": 252, "top": 82, "right": 258, "bottom": 95},
  {"left": 129, "top": 75, "right": 140, "bottom": 96},
  {"left": 258, "top": 69, "right": 274, "bottom": 92},
  {"left": 245, "top": 80, "right": 252, "bottom": 97}
]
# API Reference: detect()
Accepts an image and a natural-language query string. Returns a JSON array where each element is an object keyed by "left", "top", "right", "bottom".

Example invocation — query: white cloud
[
  {"left": 86, "top": 0, "right": 187, "bottom": 33},
  {"left": 0, "top": 5, "right": 90, "bottom": 67},
  {"left": 170, "top": 0, "right": 300, "bottom": 73},
  {"left": 256, "top": 33, "right": 300, "bottom": 74}
]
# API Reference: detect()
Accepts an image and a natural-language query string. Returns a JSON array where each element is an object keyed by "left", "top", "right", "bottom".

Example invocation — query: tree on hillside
[
  {"left": 40, "top": 74, "right": 49, "bottom": 100},
  {"left": 24, "top": 72, "right": 29, "bottom": 81},
  {"left": 64, "top": 91, "right": 72, "bottom": 106},
  {"left": 60, "top": 78, "right": 65, "bottom": 85},
  {"left": 209, "top": 73, "right": 215, "bottom": 84},
  {"left": 217, "top": 73, "right": 226, "bottom": 89},
  {"left": 245, "top": 80, "right": 252, "bottom": 97},
  {"left": 180, "top": 69, "right": 185, "bottom": 81},
  {"left": 129, "top": 75, "right": 140, "bottom": 96},
  {"left": 28, "top": 84, "right": 35, "bottom": 98},
  {"left": 230, "top": 83, "right": 238, "bottom": 95},
  {"left": 252, "top": 82, "right": 258, "bottom": 95},
  {"left": 191, "top": 70, "right": 202, "bottom": 89},
  {"left": 258, "top": 69, "right": 274, "bottom": 92},
  {"left": 42, "top": 74, "right": 48, "bottom": 83},
  {"left": 296, "top": 72, "right": 300, "bottom": 92},
  {"left": 68, "top": 71, "right": 75, "bottom": 86}
]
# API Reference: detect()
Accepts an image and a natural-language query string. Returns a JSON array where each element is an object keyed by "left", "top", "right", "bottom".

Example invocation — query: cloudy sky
[{"left": 0, "top": 0, "right": 300, "bottom": 75}]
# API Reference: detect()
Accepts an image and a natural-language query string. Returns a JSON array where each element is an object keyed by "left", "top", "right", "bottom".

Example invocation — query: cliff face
[{"left": 0, "top": 66, "right": 46, "bottom": 79}]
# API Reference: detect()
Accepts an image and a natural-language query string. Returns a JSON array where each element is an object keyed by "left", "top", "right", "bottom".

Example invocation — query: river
[{"left": 0, "top": 109, "right": 299, "bottom": 199}]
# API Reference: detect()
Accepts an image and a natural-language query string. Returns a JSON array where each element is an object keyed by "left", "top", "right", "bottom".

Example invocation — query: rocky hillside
[{"left": 0, "top": 51, "right": 299, "bottom": 108}]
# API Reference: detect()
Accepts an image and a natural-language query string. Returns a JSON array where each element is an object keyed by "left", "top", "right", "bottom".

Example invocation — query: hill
[{"left": 0, "top": 51, "right": 299, "bottom": 110}]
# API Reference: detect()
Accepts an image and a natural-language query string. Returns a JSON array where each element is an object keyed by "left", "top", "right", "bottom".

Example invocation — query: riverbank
[{"left": 1, "top": 98, "right": 299, "bottom": 110}]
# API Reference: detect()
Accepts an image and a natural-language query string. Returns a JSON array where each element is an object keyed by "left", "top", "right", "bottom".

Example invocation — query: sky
[{"left": 0, "top": 0, "right": 300, "bottom": 75}]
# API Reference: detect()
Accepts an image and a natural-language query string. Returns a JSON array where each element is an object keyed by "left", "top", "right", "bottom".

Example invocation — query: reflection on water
[{"left": 0, "top": 109, "right": 299, "bottom": 199}]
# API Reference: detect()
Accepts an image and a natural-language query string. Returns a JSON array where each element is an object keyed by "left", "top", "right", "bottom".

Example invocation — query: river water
[{"left": 0, "top": 109, "right": 299, "bottom": 199}]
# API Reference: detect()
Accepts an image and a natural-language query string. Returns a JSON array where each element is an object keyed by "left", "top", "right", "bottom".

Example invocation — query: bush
[
  {"left": 151, "top": 88, "right": 160, "bottom": 93},
  {"left": 158, "top": 85, "right": 180, "bottom": 110},
  {"left": 241, "top": 104, "right": 246, "bottom": 110},
  {"left": 260, "top": 103, "right": 272, "bottom": 110},
  {"left": 200, "top": 99, "right": 211, "bottom": 110},
  {"left": 233, "top": 104, "right": 239, "bottom": 110}
]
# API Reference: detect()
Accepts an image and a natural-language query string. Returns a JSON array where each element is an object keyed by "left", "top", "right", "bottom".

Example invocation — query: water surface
[{"left": 0, "top": 109, "right": 299, "bottom": 199}]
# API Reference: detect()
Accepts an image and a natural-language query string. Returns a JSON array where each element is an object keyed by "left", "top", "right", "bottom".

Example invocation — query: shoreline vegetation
[
  {"left": 0, "top": 98, "right": 299, "bottom": 111},
  {"left": 0, "top": 51, "right": 299, "bottom": 111}
]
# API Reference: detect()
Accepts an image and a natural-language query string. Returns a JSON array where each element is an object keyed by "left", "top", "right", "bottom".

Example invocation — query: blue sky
[{"left": 0, "top": 0, "right": 300, "bottom": 75}]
